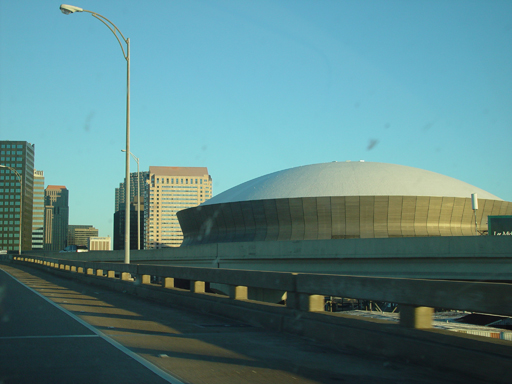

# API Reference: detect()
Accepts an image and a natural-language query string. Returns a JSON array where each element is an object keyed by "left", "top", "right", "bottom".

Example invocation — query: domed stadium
[{"left": 177, "top": 162, "right": 512, "bottom": 245}]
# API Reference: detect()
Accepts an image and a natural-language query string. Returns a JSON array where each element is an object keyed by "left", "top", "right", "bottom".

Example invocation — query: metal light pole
[
  {"left": 60, "top": 4, "right": 131, "bottom": 263},
  {"left": 0, "top": 165, "right": 22, "bottom": 255},
  {"left": 122, "top": 150, "right": 140, "bottom": 250}
]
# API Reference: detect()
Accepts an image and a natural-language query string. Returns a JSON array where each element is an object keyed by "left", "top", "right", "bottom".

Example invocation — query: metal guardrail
[{"left": 9, "top": 254, "right": 512, "bottom": 328}]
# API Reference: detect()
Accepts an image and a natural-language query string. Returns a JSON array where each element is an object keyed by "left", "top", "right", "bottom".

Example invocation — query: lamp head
[{"left": 60, "top": 4, "right": 84, "bottom": 15}]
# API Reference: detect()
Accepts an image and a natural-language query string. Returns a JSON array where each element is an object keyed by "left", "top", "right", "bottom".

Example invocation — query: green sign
[{"left": 488, "top": 216, "right": 512, "bottom": 236}]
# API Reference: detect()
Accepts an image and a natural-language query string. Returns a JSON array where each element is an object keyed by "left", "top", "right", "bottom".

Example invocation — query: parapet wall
[{"left": 30, "top": 235, "right": 512, "bottom": 280}]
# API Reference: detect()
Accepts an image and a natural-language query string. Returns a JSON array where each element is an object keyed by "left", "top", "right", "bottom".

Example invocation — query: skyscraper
[
  {"left": 144, "top": 166, "right": 212, "bottom": 248},
  {"left": 114, "top": 171, "right": 148, "bottom": 250},
  {"left": 44, "top": 185, "right": 69, "bottom": 251},
  {"left": 0, "top": 140, "right": 35, "bottom": 252},
  {"left": 32, "top": 170, "right": 45, "bottom": 249},
  {"left": 115, "top": 171, "right": 149, "bottom": 212}
]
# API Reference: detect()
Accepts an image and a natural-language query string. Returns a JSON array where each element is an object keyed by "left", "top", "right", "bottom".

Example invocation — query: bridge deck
[{"left": 0, "top": 263, "right": 485, "bottom": 384}]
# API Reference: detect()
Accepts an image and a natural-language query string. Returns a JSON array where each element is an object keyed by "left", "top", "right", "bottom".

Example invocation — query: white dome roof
[{"left": 204, "top": 162, "right": 503, "bottom": 205}]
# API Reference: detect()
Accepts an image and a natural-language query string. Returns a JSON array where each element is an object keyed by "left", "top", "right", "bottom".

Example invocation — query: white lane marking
[
  {"left": 0, "top": 334, "right": 100, "bottom": 340},
  {"left": 0, "top": 269, "right": 185, "bottom": 384}
]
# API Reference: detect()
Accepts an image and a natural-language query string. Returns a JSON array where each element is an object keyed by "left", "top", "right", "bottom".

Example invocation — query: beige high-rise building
[
  {"left": 88, "top": 236, "right": 111, "bottom": 251},
  {"left": 144, "top": 166, "right": 212, "bottom": 248}
]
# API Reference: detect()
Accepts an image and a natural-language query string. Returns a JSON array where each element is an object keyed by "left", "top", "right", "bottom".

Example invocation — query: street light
[
  {"left": 0, "top": 165, "right": 22, "bottom": 255},
  {"left": 122, "top": 150, "right": 140, "bottom": 250},
  {"left": 60, "top": 4, "right": 131, "bottom": 263}
]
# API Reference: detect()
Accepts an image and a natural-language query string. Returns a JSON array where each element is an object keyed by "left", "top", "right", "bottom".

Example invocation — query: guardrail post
[
  {"left": 86, "top": 268, "right": 94, "bottom": 275},
  {"left": 191, "top": 281, "right": 205, "bottom": 293},
  {"left": 229, "top": 285, "right": 248, "bottom": 300},
  {"left": 70, "top": 266, "right": 77, "bottom": 272},
  {"left": 107, "top": 270, "right": 116, "bottom": 278},
  {"left": 96, "top": 269, "right": 104, "bottom": 277},
  {"left": 121, "top": 273, "right": 131, "bottom": 281},
  {"left": 163, "top": 277, "right": 174, "bottom": 288},
  {"left": 141, "top": 275, "right": 151, "bottom": 285},
  {"left": 400, "top": 305, "right": 433, "bottom": 329}
]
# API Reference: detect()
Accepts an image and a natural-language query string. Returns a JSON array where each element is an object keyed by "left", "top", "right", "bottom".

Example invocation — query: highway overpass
[{"left": 3, "top": 235, "right": 511, "bottom": 384}]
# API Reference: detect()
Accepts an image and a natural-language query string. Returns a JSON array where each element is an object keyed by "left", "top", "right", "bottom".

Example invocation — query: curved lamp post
[
  {"left": 0, "top": 165, "right": 22, "bottom": 255},
  {"left": 60, "top": 4, "right": 131, "bottom": 263},
  {"left": 122, "top": 150, "right": 140, "bottom": 250}
]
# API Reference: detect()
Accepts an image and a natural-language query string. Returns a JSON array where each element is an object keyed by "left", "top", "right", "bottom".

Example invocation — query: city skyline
[{"left": 1, "top": 1, "right": 511, "bottom": 240}]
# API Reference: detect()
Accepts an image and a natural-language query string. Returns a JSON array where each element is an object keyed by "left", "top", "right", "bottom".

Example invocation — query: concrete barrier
[
  {"left": 6, "top": 254, "right": 512, "bottom": 384},
  {"left": 26, "top": 235, "right": 512, "bottom": 281}
]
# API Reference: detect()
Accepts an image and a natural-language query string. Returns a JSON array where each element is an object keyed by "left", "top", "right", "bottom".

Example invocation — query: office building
[
  {"left": 115, "top": 171, "right": 149, "bottom": 212},
  {"left": 44, "top": 185, "right": 69, "bottom": 251},
  {"left": 0, "top": 140, "right": 35, "bottom": 252},
  {"left": 32, "top": 170, "right": 45, "bottom": 249},
  {"left": 145, "top": 166, "right": 212, "bottom": 248},
  {"left": 178, "top": 162, "right": 512, "bottom": 245},
  {"left": 68, "top": 225, "right": 98, "bottom": 247},
  {"left": 114, "top": 171, "right": 147, "bottom": 250},
  {"left": 113, "top": 202, "right": 143, "bottom": 250},
  {"left": 88, "top": 236, "right": 111, "bottom": 251}
]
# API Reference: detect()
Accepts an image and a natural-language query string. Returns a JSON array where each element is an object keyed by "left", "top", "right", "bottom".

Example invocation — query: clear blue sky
[{"left": 1, "top": 0, "right": 511, "bottom": 239}]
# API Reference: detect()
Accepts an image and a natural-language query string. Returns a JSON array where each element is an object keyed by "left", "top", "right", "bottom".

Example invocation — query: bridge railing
[{"left": 10, "top": 254, "right": 512, "bottom": 329}]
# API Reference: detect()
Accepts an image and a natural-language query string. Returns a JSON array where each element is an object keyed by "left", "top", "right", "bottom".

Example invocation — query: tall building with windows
[
  {"left": 32, "top": 170, "right": 45, "bottom": 249},
  {"left": 144, "top": 166, "right": 212, "bottom": 248},
  {"left": 0, "top": 141, "right": 35, "bottom": 252},
  {"left": 115, "top": 171, "right": 149, "bottom": 212},
  {"left": 44, "top": 185, "right": 69, "bottom": 251},
  {"left": 68, "top": 225, "right": 99, "bottom": 247},
  {"left": 114, "top": 171, "right": 148, "bottom": 250}
]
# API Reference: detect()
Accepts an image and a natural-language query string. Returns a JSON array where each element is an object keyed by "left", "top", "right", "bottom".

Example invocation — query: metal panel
[
  {"left": 479, "top": 199, "right": 495, "bottom": 232},
  {"left": 359, "top": 196, "right": 374, "bottom": 238},
  {"left": 276, "top": 199, "right": 292, "bottom": 241},
  {"left": 317, "top": 197, "right": 332, "bottom": 240},
  {"left": 388, "top": 196, "right": 402, "bottom": 237},
  {"left": 289, "top": 198, "right": 305, "bottom": 240},
  {"left": 414, "top": 196, "right": 429, "bottom": 236},
  {"left": 241, "top": 201, "right": 256, "bottom": 242},
  {"left": 460, "top": 198, "right": 475, "bottom": 236},
  {"left": 230, "top": 202, "right": 246, "bottom": 240},
  {"left": 345, "top": 196, "right": 360, "bottom": 238},
  {"left": 426, "top": 197, "right": 442, "bottom": 236},
  {"left": 303, "top": 197, "right": 318, "bottom": 240},
  {"left": 263, "top": 199, "right": 279, "bottom": 241},
  {"left": 331, "top": 197, "right": 346, "bottom": 239},
  {"left": 450, "top": 198, "right": 466, "bottom": 236},
  {"left": 401, "top": 196, "right": 416, "bottom": 237},
  {"left": 439, "top": 197, "right": 455, "bottom": 236},
  {"left": 373, "top": 196, "right": 389, "bottom": 238},
  {"left": 221, "top": 203, "right": 237, "bottom": 242},
  {"left": 252, "top": 200, "right": 268, "bottom": 241}
]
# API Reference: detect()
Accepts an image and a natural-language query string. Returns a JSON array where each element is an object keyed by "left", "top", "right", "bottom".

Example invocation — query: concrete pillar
[
  {"left": 400, "top": 305, "right": 433, "bottom": 329},
  {"left": 229, "top": 285, "right": 248, "bottom": 300},
  {"left": 141, "top": 275, "right": 151, "bottom": 285},
  {"left": 86, "top": 268, "right": 94, "bottom": 275},
  {"left": 121, "top": 272, "right": 131, "bottom": 281},
  {"left": 96, "top": 269, "right": 104, "bottom": 277},
  {"left": 70, "top": 266, "right": 77, "bottom": 272},
  {"left": 163, "top": 277, "right": 174, "bottom": 288},
  {"left": 287, "top": 293, "right": 324, "bottom": 312},
  {"left": 191, "top": 281, "right": 205, "bottom": 293},
  {"left": 107, "top": 270, "right": 116, "bottom": 278}
]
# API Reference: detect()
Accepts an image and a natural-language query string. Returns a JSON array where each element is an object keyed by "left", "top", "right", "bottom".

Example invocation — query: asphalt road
[{"left": 0, "top": 262, "right": 487, "bottom": 384}]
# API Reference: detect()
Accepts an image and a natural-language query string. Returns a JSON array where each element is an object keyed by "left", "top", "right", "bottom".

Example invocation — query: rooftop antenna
[{"left": 471, "top": 193, "right": 478, "bottom": 235}]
